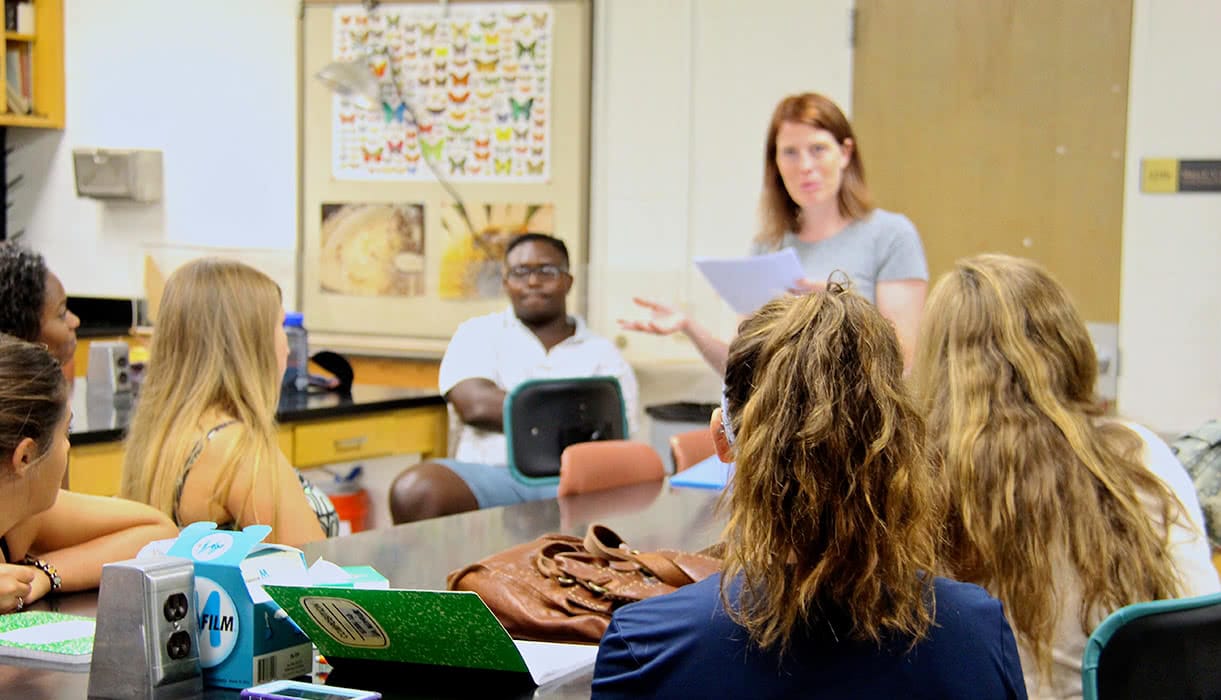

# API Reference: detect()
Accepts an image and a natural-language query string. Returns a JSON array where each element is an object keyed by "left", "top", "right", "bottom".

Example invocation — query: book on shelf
[
  {"left": 3, "top": 1, "right": 16, "bottom": 32},
  {"left": 5, "top": 45, "right": 30, "bottom": 113},
  {"left": 19, "top": 42, "right": 29, "bottom": 99},
  {"left": 0, "top": 610, "right": 95, "bottom": 671},
  {"left": 6, "top": 82, "right": 29, "bottom": 114},
  {"left": 15, "top": 1, "right": 33, "bottom": 34}
]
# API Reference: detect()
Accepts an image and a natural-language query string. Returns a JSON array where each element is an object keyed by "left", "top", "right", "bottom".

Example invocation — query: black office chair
[
  {"left": 503, "top": 376, "right": 628, "bottom": 486},
  {"left": 1081, "top": 591, "right": 1221, "bottom": 700}
]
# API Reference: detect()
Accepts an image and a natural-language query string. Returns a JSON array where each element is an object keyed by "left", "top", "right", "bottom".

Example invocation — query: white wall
[
  {"left": 1118, "top": 0, "right": 1221, "bottom": 434},
  {"left": 12, "top": 0, "right": 1214, "bottom": 433},
  {"left": 587, "top": 0, "right": 854, "bottom": 370},
  {"left": 12, "top": 0, "right": 298, "bottom": 299}
]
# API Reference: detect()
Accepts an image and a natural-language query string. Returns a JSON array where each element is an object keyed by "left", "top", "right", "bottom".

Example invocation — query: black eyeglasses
[{"left": 505, "top": 264, "right": 569, "bottom": 281}]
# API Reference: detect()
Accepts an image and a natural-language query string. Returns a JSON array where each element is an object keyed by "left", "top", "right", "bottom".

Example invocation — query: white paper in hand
[{"left": 694, "top": 249, "right": 805, "bottom": 315}]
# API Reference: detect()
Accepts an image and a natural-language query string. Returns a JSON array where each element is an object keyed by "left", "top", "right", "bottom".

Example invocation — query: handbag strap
[
  {"left": 583, "top": 524, "right": 698, "bottom": 588},
  {"left": 535, "top": 541, "right": 588, "bottom": 579},
  {"left": 583, "top": 524, "right": 635, "bottom": 561}
]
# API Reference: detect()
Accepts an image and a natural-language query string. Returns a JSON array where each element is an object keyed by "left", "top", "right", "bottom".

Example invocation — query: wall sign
[{"left": 1141, "top": 159, "right": 1221, "bottom": 193}]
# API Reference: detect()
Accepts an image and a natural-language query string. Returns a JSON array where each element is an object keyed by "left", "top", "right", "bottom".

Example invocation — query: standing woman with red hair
[{"left": 621, "top": 92, "right": 927, "bottom": 373}]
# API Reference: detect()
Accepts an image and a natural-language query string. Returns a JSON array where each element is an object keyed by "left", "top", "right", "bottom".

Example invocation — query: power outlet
[{"left": 88, "top": 555, "right": 203, "bottom": 700}]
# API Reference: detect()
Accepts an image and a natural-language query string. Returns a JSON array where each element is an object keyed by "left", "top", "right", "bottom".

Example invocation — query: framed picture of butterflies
[
  {"left": 331, "top": 2, "right": 553, "bottom": 182},
  {"left": 300, "top": 1, "right": 591, "bottom": 342}
]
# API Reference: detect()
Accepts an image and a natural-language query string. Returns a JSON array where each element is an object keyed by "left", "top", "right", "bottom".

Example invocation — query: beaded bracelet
[{"left": 21, "top": 556, "right": 61, "bottom": 593}]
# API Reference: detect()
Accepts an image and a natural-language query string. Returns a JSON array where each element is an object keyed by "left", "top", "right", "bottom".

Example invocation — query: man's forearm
[{"left": 456, "top": 395, "right": 506, "bottom": 432}]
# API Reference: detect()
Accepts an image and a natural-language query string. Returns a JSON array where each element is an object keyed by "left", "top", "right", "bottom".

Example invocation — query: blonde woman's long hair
[
  {"left": 121, "top": 258, "right": 284, "bottom": 527},
  {"left": 720, "top": 287, "right": 941, "bottom": 653},
  {"left": 911, "top": 254, "right": 1183, "bottom": 679}
]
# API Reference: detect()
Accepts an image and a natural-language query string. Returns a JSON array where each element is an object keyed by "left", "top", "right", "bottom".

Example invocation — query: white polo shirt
[{"left": 439, "top": 307, "right": 640, "bottom": 466}]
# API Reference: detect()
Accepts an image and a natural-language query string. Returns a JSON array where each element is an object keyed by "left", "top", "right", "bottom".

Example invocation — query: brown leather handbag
[{"left": 446, "top": 524, "right": 722, "bottom": 644}]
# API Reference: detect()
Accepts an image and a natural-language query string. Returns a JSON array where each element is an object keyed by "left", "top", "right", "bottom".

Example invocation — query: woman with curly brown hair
[
  {"left": 593, "top": 286, "right": 1024, "bottom": 699},
  {"left": 911, "top": 254, "right": 1218, "bottom": 698}
]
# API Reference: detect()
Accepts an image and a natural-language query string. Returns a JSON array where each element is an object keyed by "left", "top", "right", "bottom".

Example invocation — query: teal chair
[
  {"left": 1082, "top": 591, "right": 1221, "bottom": 699},
  {"left": 503, "top": 376, "right": 628, "bottom": 487}
]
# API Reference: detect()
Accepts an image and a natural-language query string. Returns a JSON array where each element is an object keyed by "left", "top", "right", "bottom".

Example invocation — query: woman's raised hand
[{"left": 618, "top": 297, "right": 690, "bottom": 336}]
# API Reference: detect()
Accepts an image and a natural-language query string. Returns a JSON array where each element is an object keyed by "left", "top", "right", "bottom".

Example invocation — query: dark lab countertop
[{"left": 68, "top": 380, "right": 445, "bottom": 446}]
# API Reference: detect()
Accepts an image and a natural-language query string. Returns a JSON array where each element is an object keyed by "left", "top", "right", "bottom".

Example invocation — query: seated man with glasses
[{"left": 389, "top": 233, "right": 640, "bottom": 523}]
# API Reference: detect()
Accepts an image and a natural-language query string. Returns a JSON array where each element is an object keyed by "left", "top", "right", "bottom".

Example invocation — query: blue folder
[{"left": 669, "top": 455, "right": 733, "bottom": 490}]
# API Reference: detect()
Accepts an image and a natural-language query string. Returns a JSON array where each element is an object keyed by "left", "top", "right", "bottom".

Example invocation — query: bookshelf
[{"left": 0, "top": 0, "right": 63, "bottom": 129}]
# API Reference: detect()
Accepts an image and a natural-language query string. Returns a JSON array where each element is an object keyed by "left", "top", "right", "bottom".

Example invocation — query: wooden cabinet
[
  {"left": 291, "top": 407, "right": 447, "bottom": 468},
  {"left": 293, "top": 415, "right": 401, "bottom": 468},
  {"left": 67, "top": 443, "right": 125, "bottom": 498},
  {"left": 67, "top": 405, "right": 448, "bottom": 497},
  {"left": 0, "top": 0, "right": 64, "bottom": 128}
]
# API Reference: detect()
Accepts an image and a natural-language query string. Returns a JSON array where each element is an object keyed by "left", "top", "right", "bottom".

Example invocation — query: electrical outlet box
[
  {"left": 1087, "top": 322, "right": 1119, "bottom": 403},
  {"left": 88, "top": 556, "right": 202, "bottom": 700},
  {"left": 86, "top": 340, "right": 133, "bottom": 399},
  {"left": 72, "top": 148, "right": 164, "bottom": 202}
]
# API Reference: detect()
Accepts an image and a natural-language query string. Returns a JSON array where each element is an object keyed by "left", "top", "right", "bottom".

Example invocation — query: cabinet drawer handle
[{"left": 333, "top": 436, "right": 368, "bottom": 451}]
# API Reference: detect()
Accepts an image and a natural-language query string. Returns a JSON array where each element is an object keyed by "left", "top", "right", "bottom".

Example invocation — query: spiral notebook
[{"left": 0, "top": 611, "right": 95, "bottom": 672}]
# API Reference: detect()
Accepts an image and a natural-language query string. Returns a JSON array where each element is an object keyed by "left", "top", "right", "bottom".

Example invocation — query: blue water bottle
[{"left": 283, "top": 312, "right": 310, "bottom": 392}]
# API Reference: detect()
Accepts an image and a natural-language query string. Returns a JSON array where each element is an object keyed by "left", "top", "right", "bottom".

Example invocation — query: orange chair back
[
  {"left": 558, "top": 440, "right": 666, "bottom": 497},
  {"left": 669, "top": 428, "right": 716, "bottom": 473}
]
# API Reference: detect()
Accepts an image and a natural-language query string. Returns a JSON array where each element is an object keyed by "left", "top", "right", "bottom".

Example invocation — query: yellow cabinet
[
  {"left": 0, "top": 0, "right": 64, "bottom": 128},
  {"left": 289, "top": 405, "right": 448, "bottom": 469},
  {"left": 67, "top": 405, "right": 447, "bottom": 496},
  {"left": 292, "top": 415, "right": 400, "bottom": 469},
  {"left": 67, "top": 426, "right": 296, "bottom": 498},
  {"left": 387, "top": 405, "right": 449, "bottom": 461},
  {"left": 67, "top": 442, "right": 124, "bottom": 497}
]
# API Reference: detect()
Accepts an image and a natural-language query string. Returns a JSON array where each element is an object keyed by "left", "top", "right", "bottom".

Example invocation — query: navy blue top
[{"left": 593, "top": 574, "right": 1027, "bottom": 700}]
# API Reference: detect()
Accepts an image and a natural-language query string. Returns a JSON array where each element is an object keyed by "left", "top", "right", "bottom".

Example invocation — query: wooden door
[{"left": 852, "top": 0, "right": 1132, "bottom": 322}]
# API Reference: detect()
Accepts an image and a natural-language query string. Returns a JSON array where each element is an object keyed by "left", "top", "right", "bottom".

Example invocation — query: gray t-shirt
[{"left": 749, "top": 209, "right": 927, "bottom": 304}]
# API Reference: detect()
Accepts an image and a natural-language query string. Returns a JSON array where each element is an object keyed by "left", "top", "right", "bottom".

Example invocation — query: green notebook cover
[
  {"left": 264, "top": 585, "right": 529, "bottom": 674},
  {"left": 0, "top": 610, "right": 94, "bottom": 671}
]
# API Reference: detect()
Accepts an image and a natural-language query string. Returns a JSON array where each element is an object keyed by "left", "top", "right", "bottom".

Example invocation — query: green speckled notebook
[
  {"left": 0, "top": 610, "right": 94, "bottom": 671},
  {"left": 264, "top": 585, "right": 597, "bottom": 686}
]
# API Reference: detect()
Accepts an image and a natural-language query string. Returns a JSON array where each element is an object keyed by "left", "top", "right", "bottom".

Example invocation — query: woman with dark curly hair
[
  {"left": 593, "top": 286, "right": 1025, "bottom": 699},
  {"left": 0, "top": 242, "right": 79, "bottom": 368}
]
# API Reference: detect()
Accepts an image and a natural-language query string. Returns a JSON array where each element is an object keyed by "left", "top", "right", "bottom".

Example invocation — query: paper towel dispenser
[{"left": 73, "top": 148, "right": 163, "bottom": 202}]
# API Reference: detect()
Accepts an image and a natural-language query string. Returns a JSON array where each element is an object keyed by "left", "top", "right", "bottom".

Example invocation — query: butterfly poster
[
  {"left": 300, "top": 0, "right": 588, "bottom": 342},
  {"left": 332, "top": 3, "right": 554, "bottom": 182}
]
